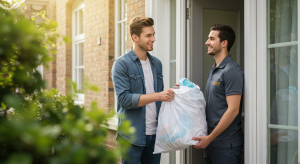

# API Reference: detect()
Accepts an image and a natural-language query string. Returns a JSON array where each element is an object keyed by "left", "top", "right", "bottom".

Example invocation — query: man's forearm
[
  {"left": 208, "top": 107, "right": 239, "bottom": 141},
  {"left": 138, "top": 93, "right": 160, "bottom": 107}
]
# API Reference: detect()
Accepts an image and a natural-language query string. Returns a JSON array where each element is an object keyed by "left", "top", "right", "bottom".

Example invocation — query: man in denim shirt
[{"left": 111, "top": 17, "right": 175, "bottom": 164}]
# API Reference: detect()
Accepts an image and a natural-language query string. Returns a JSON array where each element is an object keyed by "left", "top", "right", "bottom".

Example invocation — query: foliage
[{"left": 0, "top": 3, "right": 134, "bottom": 164}]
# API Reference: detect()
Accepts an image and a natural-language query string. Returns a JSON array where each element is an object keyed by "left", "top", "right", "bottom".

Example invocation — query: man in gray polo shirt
[{"left": 192, "top": 24, "right": 244, "bottom": 164}]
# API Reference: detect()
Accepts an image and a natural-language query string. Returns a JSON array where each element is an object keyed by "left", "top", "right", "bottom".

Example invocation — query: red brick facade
[{"left": 42, "top": 0, "right": 145, "bottom": 151}]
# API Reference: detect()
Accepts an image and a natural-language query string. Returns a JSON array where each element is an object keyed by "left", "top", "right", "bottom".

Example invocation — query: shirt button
[
  {"left": 140, "top": 66, "right": 141, "bottom": 68},
  {"left": 144, "top": 90, "right": 145, "bottom": 91},
  {"left": 135, "top": 77, "right": 136, "bottom": 79}
]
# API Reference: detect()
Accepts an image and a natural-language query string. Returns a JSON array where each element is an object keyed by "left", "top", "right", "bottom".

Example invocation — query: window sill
[
  {"left": 106, "top": 115, "right": 118, "bottom": 131},
  {"left": 74, "top": 99, "right": 84, "bottom": 106}
]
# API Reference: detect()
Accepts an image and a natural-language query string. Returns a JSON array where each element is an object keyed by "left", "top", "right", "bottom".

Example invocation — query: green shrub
[{"left": 0, "top": 4, "right": 134, "bottom": 164}]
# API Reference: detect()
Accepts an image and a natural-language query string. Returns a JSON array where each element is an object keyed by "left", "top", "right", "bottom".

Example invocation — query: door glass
[
  {"left": 203, "top": 9, "right": 238, "bottom": 97},
  {"left": 267, "top": 0, "right": 298, "bottom": 163}
]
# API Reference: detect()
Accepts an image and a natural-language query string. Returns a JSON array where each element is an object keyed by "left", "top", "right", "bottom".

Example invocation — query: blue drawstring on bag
[{"left": 179, "top": 78, "right": 194, "bottom": 88}]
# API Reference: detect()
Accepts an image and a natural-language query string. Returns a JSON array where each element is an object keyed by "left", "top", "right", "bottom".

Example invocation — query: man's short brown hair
[{"left": 129, "top": 17, "right": 154, "bottom": 39}]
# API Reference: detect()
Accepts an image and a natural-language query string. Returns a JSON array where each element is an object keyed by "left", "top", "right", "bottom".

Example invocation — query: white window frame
[
  {"left": 72, "top": 0, "right": 85, "bottom": 103},
  {"left": 107, "top": 0, "right": 128, "bottom": 131},
  {"left": 114, "top": 0, "right": 127, "bottom": 111}
]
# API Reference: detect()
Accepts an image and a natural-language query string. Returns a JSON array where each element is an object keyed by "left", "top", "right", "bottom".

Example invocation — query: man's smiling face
[
  {"left": 205, "top": 30, "right": 222, "bottom": 56},
  {"left": 136, "top": 26, "right": 156, "bottom": 52}
]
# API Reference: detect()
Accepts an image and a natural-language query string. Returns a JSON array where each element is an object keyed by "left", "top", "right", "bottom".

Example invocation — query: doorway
[{"left": 188, "top": 0, "right": 244, "bottom": 163}]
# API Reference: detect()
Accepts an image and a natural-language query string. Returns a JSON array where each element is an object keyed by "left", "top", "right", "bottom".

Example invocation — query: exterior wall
[
  {"left": 43, "top": 0, "right": 146, "bottom": 155},
  {"left": 126, "top": 0, "right": 145, "bottom": 51},
  {"left": 84, "top": 0, "right": 115, "bottom": 111},
  {"left": 44, "top": 0, "right": 57, "bottom": 90}
]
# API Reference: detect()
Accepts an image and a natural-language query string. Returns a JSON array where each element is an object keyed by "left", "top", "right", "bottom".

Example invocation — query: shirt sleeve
[
  {"left": 224, "top": 68, "right": 244, "bottom": 97},
  {"left": 111, "top": 59, "right": 141, "bottom": 109}
]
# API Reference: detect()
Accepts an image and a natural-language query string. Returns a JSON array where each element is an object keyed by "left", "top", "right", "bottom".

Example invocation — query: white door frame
[{"left": 146, "top": 0, "right": 187, "bottom": 163}]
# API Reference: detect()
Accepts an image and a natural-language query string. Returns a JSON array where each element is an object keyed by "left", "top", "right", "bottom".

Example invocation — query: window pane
[
  {"left": 123, "top": 21, "right": 127, "bottom": 54},
  {"left": 79, "top": 43, "right": 84, "bottom": 66},
  {"left": 269, "top": 46, "right": 298, "bottom": 127},
  {"left": 75, "top": 11, "right": 78, "bottom": 35},
  {"left": 74, "top": 44, "right": 78, "bottom": 67},
  {"left": 118, "top": 23, "right": 122, "bottom": 56},
  {"left": 269, "top": 128, "right": 298, "bottom": 164},
  {"left": 78, "top": 68, "right": 84, "bottom": 93},
  {"left": 118, "top": 0, "right": 122, "bottom": 21},
  {"left": 268, "top": 0, "right": 298, "bottom": 163},
  {"left": 124, "top": 0, "right": 127, "bottom": 19},
  {"left": 269, "top": 0, "right": 298, "bottom": 44},
  {"left": 79, "top": 9, "right": 84, "bottom": 35}
]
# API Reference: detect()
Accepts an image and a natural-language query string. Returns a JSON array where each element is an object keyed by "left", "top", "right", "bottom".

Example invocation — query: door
[{"left": 188, "top": 0, "right": 244, "bottom": 163}]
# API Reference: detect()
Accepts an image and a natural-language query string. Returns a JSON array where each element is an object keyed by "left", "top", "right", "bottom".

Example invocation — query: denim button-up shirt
[{"left": 111, "top": 48, "right": 164, "bottom": 146}]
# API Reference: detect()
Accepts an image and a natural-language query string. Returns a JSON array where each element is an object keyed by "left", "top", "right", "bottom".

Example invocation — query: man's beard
[
  {"left": 138, "top": 41, "right": 153, "bottom": 52},
  {"left": 207, "top": 46, "right": 221, "bottom": 56}
]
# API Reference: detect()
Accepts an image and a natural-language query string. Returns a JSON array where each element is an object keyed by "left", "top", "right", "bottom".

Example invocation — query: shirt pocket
[
  {"left": 129, "top": 73, "right": 143, "bottom": 92},
  {"left": 157, "top": 73, "right": 164, "bottom": 91}
]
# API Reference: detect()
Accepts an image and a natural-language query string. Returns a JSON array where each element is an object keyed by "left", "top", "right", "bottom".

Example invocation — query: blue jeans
[
  {"left": 121, "top": 135, "right": 161, "bottom": 164},
  {"left": 203, "top": 145, "right": 243, "bottom": 164}
]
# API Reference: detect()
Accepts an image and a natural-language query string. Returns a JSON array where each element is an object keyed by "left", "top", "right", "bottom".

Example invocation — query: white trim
[
  {"left": 114, "top": 0, "right": 119, "bottom": 112},
  {"left": 257, "top": 0, "right": 267, "bottom": 163},
  {"left": 72, "top": 0, "right": 85, "bottom": 101},
  {"left": 244, "top": 0, "right": 257, "bottom": 164},
  {"left": 176, "top": 0, "right": 186, "bottom": 81},
  {"left": 268, "top": 124, "right": 298, "bottom": 131},
  {"left": 176, "top": 0, "right": 186, "bottom": 164},
  {"left": 117, "top": 19, "right": 127, "bottom": 24},
  {"left": 267, "top": 41, "right": 298, "bottom": 48},
  {"left": 114, "top": 0, "right": 127, "bottom": 112},
  {"left": 145, "top": 0, "right": 152, "bottom": 17},
  {"left": 106, "top": 115, "right": 118, "bottom": 130}
]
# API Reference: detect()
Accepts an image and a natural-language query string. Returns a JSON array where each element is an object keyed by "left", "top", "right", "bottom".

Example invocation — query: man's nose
[
  {"left": 205, "top": 40, "right": 209, "bottom": 45},
  {"left": 152, "top": 36, "right": 156, "bottom": 42}
]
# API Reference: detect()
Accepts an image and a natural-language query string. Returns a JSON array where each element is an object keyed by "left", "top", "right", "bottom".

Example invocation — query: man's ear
[
  {"left": 132, "top": 34, "right": 139, "bottom": 42},
  {"left": 222, "top": 40, "right": 228, "bottom": 48}
]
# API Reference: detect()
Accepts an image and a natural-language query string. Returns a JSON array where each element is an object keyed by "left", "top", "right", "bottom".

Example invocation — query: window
[
  {"left": 114, "top": 0, "right": 127, "bottom": 110},
  {"left": 267, "top": 0, "right": 298, "bottom": 163},
  {"left": 115, "top": 0, "right": 127, "bottom": 58},
  {"left": 72, "top": 0, "right": 85, "bottom": 101}
]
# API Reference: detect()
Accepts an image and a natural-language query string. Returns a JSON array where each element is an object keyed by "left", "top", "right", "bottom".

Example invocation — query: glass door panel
[{"left": 267, "top": 0, "right": 298, "bottom": 163}]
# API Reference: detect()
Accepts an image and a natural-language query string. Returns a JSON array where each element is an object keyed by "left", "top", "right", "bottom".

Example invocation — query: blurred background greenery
[{"left": 0, "top": 1, "right": 134, "bottom": 163}]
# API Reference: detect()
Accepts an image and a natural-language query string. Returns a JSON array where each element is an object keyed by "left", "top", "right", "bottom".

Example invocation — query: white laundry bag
[{"left": 153, "top": 82, "right": 207, "bottom": 154}]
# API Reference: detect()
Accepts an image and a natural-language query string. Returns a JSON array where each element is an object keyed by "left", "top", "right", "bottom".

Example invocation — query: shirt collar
[
  {"left": 129, "top": 47, "right": 155, "bottom": 65},
  {"left": 212, "top": 54, "right": 232, "bottom": 69}
]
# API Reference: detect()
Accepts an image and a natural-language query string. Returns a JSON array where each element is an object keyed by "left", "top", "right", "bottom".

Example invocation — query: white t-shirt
[{"left": 140, "top": 57, "right": 157, "bottom": 135}]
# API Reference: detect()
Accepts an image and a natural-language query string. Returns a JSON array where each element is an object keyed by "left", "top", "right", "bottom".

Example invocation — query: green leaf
[
  {"left": 3, "top": 154, "right": 32, "bottom": 164},
  {"left": 1, "top": 102, "right": 7, "bottom": 110}
]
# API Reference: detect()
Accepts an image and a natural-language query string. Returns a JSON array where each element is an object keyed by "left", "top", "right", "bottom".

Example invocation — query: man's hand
[
  {"left": 159, "top": 89, "right": 175, "bottom": 102},
  {"left": 192, "top": 135, "right": 213, "bottom": 149},
  {"left": 173, "top": 83, "right": 180, "bottom": 89}
]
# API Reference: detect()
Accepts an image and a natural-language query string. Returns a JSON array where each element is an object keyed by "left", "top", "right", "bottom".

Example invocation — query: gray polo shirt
[{"left": 205, "top": 54, "right": 244, "bottom": 148}]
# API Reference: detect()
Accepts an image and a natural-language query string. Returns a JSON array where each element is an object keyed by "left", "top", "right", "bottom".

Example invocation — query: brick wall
[
  {"left": 44, "top": 0, "right": 146, "bottom": 156},
  {"left": 43, "top": 0, "right": 57, "bottom": 90},
  {"left": 83, "top": 0, "right": 115, "bottom": 111},
  {"left": 126, "top": 0, "right": 145, "bottom": 51}
]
